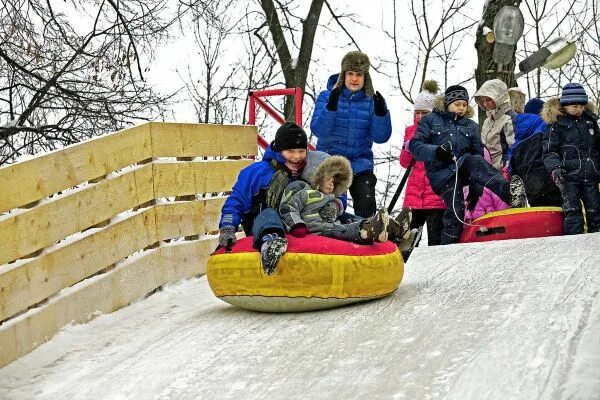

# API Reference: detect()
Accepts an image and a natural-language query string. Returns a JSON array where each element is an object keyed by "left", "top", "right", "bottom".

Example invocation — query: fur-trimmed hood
[
  {"left": 433, "top": 95, "right": 475, "bottom": 118},
  {"left": 300, "top": 151, "right": 352, "bottom": 196},
  {"left": 541, "top": 97, "right": 597, "bottom": 124}
]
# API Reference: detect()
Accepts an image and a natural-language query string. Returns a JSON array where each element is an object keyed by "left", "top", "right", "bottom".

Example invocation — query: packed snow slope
[{"left": 0, "top": 233, "right": 598, "bottom": 400}]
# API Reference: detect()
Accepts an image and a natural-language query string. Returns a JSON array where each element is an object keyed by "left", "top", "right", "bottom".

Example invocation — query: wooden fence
[{"left": 0, "top": 122, "right": 256, "bottom": 368}]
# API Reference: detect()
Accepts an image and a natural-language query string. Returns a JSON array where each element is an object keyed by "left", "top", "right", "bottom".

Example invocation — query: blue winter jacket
[
  {"left": 409, "top": 108, "right": 482, "bottom": 192},
  {"left": 310, "top": 74, "right": 392, "bottom": 174},
  {"left": 219, "top": 145, "right": 288, "bottom": 229},
  {"left": 219, "top": 145, "right": 347, "bottom": 231}
]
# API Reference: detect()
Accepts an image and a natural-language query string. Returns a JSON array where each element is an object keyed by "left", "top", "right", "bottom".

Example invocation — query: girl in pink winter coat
[
  {"left": 400, "top": 81, "right": 446, "bottom": 246},
  {"left": 463, "top": 147, "right": 509, "bottom": 222}
]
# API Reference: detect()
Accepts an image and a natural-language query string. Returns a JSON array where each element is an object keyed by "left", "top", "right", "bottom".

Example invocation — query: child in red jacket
[{"left": 400, "top": 80, "right": 445, "bottom": 246}]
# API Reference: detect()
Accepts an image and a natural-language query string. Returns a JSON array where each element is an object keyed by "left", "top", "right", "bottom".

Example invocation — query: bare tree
[
  {"left": 382, "top": 0, "right": 476, "bottom": 105},
  {"left": 0, "top": 0, "right": 176, "bottom": 165}
]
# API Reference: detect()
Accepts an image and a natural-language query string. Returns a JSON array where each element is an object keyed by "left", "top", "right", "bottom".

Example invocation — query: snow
[{"left": 0, "top": 233, "right": 598, "bottom": 400}]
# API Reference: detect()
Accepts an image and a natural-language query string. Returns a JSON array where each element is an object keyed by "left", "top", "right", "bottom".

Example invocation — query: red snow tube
[
  {"left": 207, "top": 235, "right": 403, "bottom": 312},
  {"left": 460, "top": 206, "right": 564, "bottom": 243}
]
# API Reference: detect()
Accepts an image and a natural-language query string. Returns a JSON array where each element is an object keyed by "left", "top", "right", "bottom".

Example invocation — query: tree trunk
[
  {"left": 260, "top": 0, "right": 325, "bottom": 123},
  {"left": 474, "top": 0, "right": 523, "bottom": 125}
]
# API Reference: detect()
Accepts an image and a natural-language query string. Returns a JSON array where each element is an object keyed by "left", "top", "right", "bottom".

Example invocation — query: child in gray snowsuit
[{"left": 279, "top": 151, "right": 389, "bottom": 243}]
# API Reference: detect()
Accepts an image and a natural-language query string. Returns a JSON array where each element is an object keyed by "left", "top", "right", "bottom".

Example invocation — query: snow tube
[
  {"left": 460, "top": 206, "right": 564, "bottom": 243},
  {"left": 207, "top": 235, "right": 403, "bottom": 312}
]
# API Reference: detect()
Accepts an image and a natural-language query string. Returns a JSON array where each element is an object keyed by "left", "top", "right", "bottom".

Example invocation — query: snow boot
[
  {"left": 398, "top": 226, "right": 423, "bottom": 262},
  {"left": 509, "top": 175, "right": 527, "bottom": 208},
  {"left": 388, "top": 208, "right": 412, "bottom": 242},
  {"left": 260, "top": 233, "right": 288, "bottom": 275},
  {"left": 359, "top": 209, "right": 389, "bottom": 243}
]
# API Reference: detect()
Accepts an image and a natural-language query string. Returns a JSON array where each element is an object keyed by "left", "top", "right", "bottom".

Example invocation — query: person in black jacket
[
  {"left": 542, "top": 83, "right": 600, "bottom": 234},
  {"left": 409, "top": 85, "right": 526, "bottom": 244},
  {"left": 508, "top": 98, "right": 562, "bottom": 207}
]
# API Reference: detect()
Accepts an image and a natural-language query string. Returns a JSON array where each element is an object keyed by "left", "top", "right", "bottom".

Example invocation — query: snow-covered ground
[{"left": 0, "top": 233, "right": 598, "bottom": 400}]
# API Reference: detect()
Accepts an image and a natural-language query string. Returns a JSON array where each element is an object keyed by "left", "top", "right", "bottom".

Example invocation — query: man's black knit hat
[
  {"left": 444, "top": 85, "right": 469, "bottom": 107},
  {"left": 272, "top": 122, "right": 308, "bottom": 152}
]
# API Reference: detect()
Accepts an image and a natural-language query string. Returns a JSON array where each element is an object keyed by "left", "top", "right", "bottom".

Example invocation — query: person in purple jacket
[{"left": 310, "top": 51, "right": 392, "bottom": 218}]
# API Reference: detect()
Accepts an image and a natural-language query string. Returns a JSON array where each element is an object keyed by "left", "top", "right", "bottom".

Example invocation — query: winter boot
[
  {"left": 388, "top": 208, "right": 412, "bottom": 242},
  {"left": 359, "top": 209, "right": 389, "bottom": 243},
  {"left": 398, "top": 227, "right": 423, "bottom": 262},
  {"left": 509, "top": 175, "right": 527, "bottom": 208},
  {"left": 260, "top": 233, "right": 288, "bottom": 275}
]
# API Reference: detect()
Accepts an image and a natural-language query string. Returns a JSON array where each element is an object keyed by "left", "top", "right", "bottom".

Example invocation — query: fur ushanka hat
[
  {"left": 300, "top": 151, "right": 353, "bottom": 196},
  {"left": 334, "top": 51, "right": 374, "bottom": 97}
]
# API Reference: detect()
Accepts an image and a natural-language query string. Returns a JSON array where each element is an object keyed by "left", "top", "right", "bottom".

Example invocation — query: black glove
[
  {"left": 435, "top": 146, "right": 454, "bottom": 163},
  {"left": 319, "top": 200, "right": 343, "bottom": 222},
  {"left": 218, "top": 225, "right": 237, "bottom": 247},
  {"left": 373, "top": 91, "right": 387, "bottom": 117},
  {"left": 551, "top": 168, "right": 565, "bottom": 191},
  {"left": 326, "top": 87, "right": 341, "bottom": 111},
  {"left": 466, "top": 186, "right": 481, "bottom": 212}
]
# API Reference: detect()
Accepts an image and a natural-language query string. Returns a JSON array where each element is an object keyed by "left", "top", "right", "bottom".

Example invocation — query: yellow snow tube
[{"left": 207, "top": 235, "right": 404, "bottom": 312}]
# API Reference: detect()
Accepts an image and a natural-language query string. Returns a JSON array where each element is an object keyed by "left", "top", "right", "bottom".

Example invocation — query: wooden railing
[{"left": 0, "top": 122, "right": 256, "bottom": 367}]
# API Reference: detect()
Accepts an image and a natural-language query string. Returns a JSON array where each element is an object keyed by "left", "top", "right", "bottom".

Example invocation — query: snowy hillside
[{"left": 0, "top": 233, "right": 598, "bottom": 400}]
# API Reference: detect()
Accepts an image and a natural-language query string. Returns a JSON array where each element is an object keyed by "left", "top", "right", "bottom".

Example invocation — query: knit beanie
[
  {"left": 413, "top": 80, "right": 439, "bottom": 112},
  {"left": 271, "top": 122, "right": 308, "bottom": 152},
  {"left": 444, "top": 85, "right": 469, "bottom": 107},
  {"left": 560, "top": 83, "right": 588, "bottom": 106},
  {"left": 334, "top": 51, "right": 374, "bottom": 97},
  {"left": 524, "top": 98, "right": 545, "bottom": 115}
]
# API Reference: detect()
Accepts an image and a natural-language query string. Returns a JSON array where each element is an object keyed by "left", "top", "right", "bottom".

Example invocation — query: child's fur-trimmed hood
[
  {"left": 541, "top": 97, "right": 597, "bottom": 124},
  {"left": 301, "top": 151, "right": 353, "bottom": 196},
  {"left": 433, "top": 95, "right": 475, "bottom": 118}
]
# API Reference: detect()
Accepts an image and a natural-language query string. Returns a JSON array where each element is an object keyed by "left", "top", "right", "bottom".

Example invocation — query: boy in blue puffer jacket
[
  {"left": 542, "top": 83, "right": 600, "bottom": 234},
  {"left": 310, "top": 51, "right": 392, "bottom": 218},
  {"left": 409, "top": 85, "right": 526, "bottom": 244},
  {"left": 218, "top": 122, "right": 309, "bottom": 274}
]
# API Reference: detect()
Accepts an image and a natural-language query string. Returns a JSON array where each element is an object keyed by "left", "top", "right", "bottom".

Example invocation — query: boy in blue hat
[{"left": 542, "top": 83, "right": 600, "bottom": 234}]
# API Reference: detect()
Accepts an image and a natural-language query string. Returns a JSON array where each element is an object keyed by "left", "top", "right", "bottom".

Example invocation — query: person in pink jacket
[
  {"left": 463, "top": 147, "right": 510, "bottom": 222},
  {"left": 400, "top": 80, "right": 445, "bottom": 246}
]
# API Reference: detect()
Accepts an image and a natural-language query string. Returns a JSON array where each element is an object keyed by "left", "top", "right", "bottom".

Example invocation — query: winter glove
[
  {"left": 319, "top": 199, "right": 343, "bottom": 222},
  {"left": 289, "top": 224, "right": 310, "bottom": 238},
  {"left": 218, "top": 225, "right": 237, "bottom": 247},
  {"left": 551, "top": 168, "right": 565, "bottom": 191},
  {"left": 435, "top": 146, "right": 455, "bottom": 164},
  {"left": 373, "top": 91, "right": 387, "bottom": 117},
  {"left": 466, "top": 185, "right": 481, "bottom": 212},
  {"left": 326, "top": 87, "right": 341, "bottom": 112}
]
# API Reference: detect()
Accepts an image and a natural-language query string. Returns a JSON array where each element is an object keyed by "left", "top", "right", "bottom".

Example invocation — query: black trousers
[
  {"left": 437, "top": 154, "right": 509, "bottom": 244},
  {"left": 410, "top": 209, "right": 445, "bottom": 246},
  {"left": 562, "top": 182, "right": 600, "bottom": 235},
  {"left": 349, "top": 171, "right": 377, "bottom": 218}
]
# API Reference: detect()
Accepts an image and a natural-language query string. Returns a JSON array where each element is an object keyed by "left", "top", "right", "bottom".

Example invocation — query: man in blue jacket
[{"left": 310, "top": 51, "right": 392, "bottom": 218}]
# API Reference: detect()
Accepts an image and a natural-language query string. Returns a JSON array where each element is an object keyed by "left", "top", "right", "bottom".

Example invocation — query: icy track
[{"left": 0, "top": 234, "right": 599, "bottom": 400}]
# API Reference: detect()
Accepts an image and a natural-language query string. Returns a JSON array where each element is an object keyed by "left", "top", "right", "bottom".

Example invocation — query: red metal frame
[{"left": 248, "top": 87, "right": 315, "bottom": 151}]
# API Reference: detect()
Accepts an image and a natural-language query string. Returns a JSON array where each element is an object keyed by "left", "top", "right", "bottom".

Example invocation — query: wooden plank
[
  {"left": 0, "top": 237, "right": 217, "bottom": 368},
  {"left": 153, "top": 160, "right": 252, "bottom": 198},
  {"left": 0, "top": 124, "right": 152, "bottom": 213},
  {"left": 0, "top": 208, "right": 158, "bottom": 322},
  {"left": 0, "top": 197, "right": 225, "bottom": 322},
  {"left": 0, "top": 164, "right": 155, "bottom": 265},
  {"left": 154, "top": 197, "right": 225, "bottom": 239},
  {"left": 150, "top": 122, "right": 257, "bottom": 158}
]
